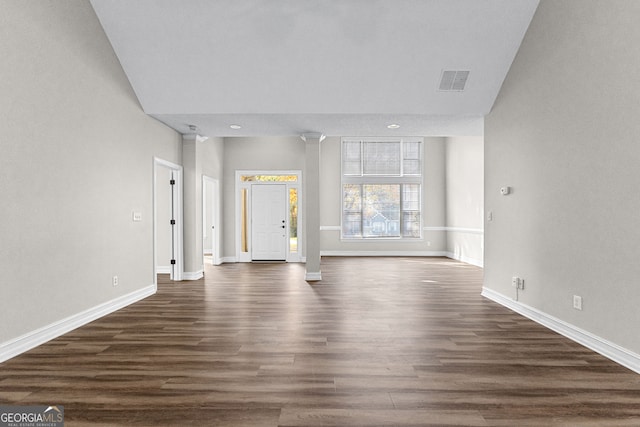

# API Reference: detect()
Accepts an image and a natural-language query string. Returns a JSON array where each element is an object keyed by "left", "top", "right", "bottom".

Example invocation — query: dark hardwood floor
[{"left": 2, "top": 257, "right": 640, "bottom": 426}]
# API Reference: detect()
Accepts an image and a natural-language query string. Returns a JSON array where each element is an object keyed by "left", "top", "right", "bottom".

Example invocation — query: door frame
[
  {"left": 251, "top": 183, "right": 288, "bottom": 261},
  {"left": 202, "top": 175, "right": 221, "bottom": 266},
  {"left": 153, "top": 157, "right": 184, "bottom": 282},
  {"left": 235, "top": 170, "right": 302, "bottom": 263}
]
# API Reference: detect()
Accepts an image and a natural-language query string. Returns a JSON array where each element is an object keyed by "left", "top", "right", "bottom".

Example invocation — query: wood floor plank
[
  {"left": 1, "top": 257, "right": 640, "bottom": 426},
  {"left": 278, "top": 408, "right": 488, "bottom": 426}
]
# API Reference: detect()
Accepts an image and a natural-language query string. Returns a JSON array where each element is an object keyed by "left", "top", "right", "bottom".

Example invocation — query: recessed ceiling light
[
  {"left": 387, "top": 124, "right": 400, "bottom": 129},
  {"left": 229, "top": 124, "right": 242, "bottom": 130}
]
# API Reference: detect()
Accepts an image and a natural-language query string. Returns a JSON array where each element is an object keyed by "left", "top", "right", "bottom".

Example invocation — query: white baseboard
[
  {"left": 320, "top": 250, "right": 448, "bottom": 257},
  {"left": 305, "top": 271, "right": 322, "bottom": 281},
  {"left": 446, "top": 251, "right": 484, "bottom": 267},
  {"left": 481, "top": 287, "right": 640, "bottom": 375},
  {"left": 183, "top": 270, "right": 204, "bottom": 280},
  {"left": 220, "top": 256, "right": 237, "bottom": 264},
  {"left": 156, "top": 266, "right": 171, "bottom": 274},
  {"left": 0, "top": 284, "right": 156, "bottom": 364}
]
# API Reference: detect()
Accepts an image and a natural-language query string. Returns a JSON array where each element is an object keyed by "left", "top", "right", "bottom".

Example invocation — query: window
[{"left": 342, "top": 138, "right": 422, "bottom": 239}]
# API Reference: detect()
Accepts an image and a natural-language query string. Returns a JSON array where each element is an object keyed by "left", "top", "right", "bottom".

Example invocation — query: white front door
[{"left": 251, "top": 184, "right": 287, "bottom": 261}]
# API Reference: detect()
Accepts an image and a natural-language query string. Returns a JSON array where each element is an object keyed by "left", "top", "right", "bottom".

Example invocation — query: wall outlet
[
  {"left": 112, "top": 275, "right": 119, "bottom": 287},
  {"left": 512, "top": 277, "right": 525, "bottom": 289},
  {"left": 573, "top": 295, "right": 582, "bottom": 310}
]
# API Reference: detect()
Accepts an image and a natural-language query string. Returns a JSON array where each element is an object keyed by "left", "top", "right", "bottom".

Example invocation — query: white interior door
[
  {"left": 203, "top": 176, "right": 220, "bottom": 265},
  {"left": 154, "top": 158, "right": 183, "bottom": 281},
  {"left": 251, "top": 184, "right": 287, "bottom": 261}
]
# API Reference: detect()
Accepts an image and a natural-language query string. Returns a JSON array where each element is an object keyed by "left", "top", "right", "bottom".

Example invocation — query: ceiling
[{"left": 90, "top": 0, "right": 539, "bottom": 137}]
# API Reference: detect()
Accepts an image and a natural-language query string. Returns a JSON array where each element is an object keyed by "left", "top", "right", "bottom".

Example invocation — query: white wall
[
  {"left": 0, "top": 1, "right": 181, "bottom": 344},
  {"left": 222, "top": 137, "right": 305, "bottom": 259},
  {"left": 445, "top": 137, "right": 484, "bottom": 266},
  {"left": 220, "top": 136, "right": 483, "bottom": 261},
  {"left": 484, "top": 0, "right": 640, "bottom": 355},
  {"left": 319, "top": 137, "right": 447, "bottom": 255}
]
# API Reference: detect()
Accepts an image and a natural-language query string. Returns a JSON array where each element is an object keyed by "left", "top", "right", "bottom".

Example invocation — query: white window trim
[{"left": 340, "top": 138, "right": 424, "bottom": 241}]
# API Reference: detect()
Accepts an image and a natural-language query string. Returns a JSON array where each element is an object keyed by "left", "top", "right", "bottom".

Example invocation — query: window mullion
[
  {"left": 400, "top": 140, "right": 404, "bottom": 177},
  {"left": 360, "top": 140, "right": 364, "bottom": 177},
  {"left": 400, "top": 183, "right": 404, "bottom": 236},
  {"left": 359, "top": 184, "right": 364, "bottom": 238}
]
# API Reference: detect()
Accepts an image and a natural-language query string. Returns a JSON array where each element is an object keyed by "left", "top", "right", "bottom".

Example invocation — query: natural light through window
[
  {"left": 239, "top": 174, "right": 299, "bottom": 256},
  {"left": 341, "top": 138, "right": 423, "bottom": 240}
]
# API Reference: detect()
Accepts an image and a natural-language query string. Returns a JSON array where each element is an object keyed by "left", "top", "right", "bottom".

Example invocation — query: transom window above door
[
  {"left": 240, "top": 175, "right": 298, "bottom": 182},
  {"left": 341, "top": 138, "right": 423, "bottom": 240}
]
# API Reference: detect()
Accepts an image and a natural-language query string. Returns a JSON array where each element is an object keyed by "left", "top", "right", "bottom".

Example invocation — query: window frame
[{"left": 341, "top": 138, "right": 424, "bottom": 241}]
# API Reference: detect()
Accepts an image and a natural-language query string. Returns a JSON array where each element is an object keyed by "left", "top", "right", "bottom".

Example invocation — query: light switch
[{"left": 132, "top": 211, "right": 142, "bottom": 222}]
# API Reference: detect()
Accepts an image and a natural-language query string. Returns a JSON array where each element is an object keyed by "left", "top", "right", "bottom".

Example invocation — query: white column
[
  {"left": 301, "top": 132, "right": 325, "bottom": 281},
  {"left": 182, "top": 133, "right": 208, "bottom": 280}
]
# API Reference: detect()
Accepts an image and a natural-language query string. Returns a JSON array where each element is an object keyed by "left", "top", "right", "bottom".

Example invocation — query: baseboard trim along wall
[
  {"left": 156, "top": 266, "right": 171, "bottom": 274},
  {"left": 0, "top": 284, "right": 157, "bottom": 363},
  {"left": 446, "top": 251, "right": 483, "bottom": 268},
  {"left": 305, "top": 271, "right": 322, "bottom": 281},
  {"left": 221, "top": 253, "right": 478, "bottom": 266},
  {"left": 320, "top": 251, "right": 449, "bottom": 257},
  {"left": 481, "top": 287, "right": 640, "bottom": 375},
  {"left": 183, "top": 270, "right": 204, "bottom": 280}
]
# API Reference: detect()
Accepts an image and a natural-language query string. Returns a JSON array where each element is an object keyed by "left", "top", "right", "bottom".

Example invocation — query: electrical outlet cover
[{"left": 573, "top": 295, "right": 582, "bottom": 310}]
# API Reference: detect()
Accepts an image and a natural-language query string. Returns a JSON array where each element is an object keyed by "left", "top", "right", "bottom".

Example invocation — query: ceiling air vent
[{"left": 438, "top": 70, "right": 470, "bottom": 91}]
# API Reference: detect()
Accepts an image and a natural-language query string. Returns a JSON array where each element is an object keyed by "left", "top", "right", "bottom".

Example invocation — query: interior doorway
[
  {"left": 202, "top": 176, "right": 221, "bottom": 266},
  {"left": 154, "top": 158, "right": 183, "bottom": 282}
]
